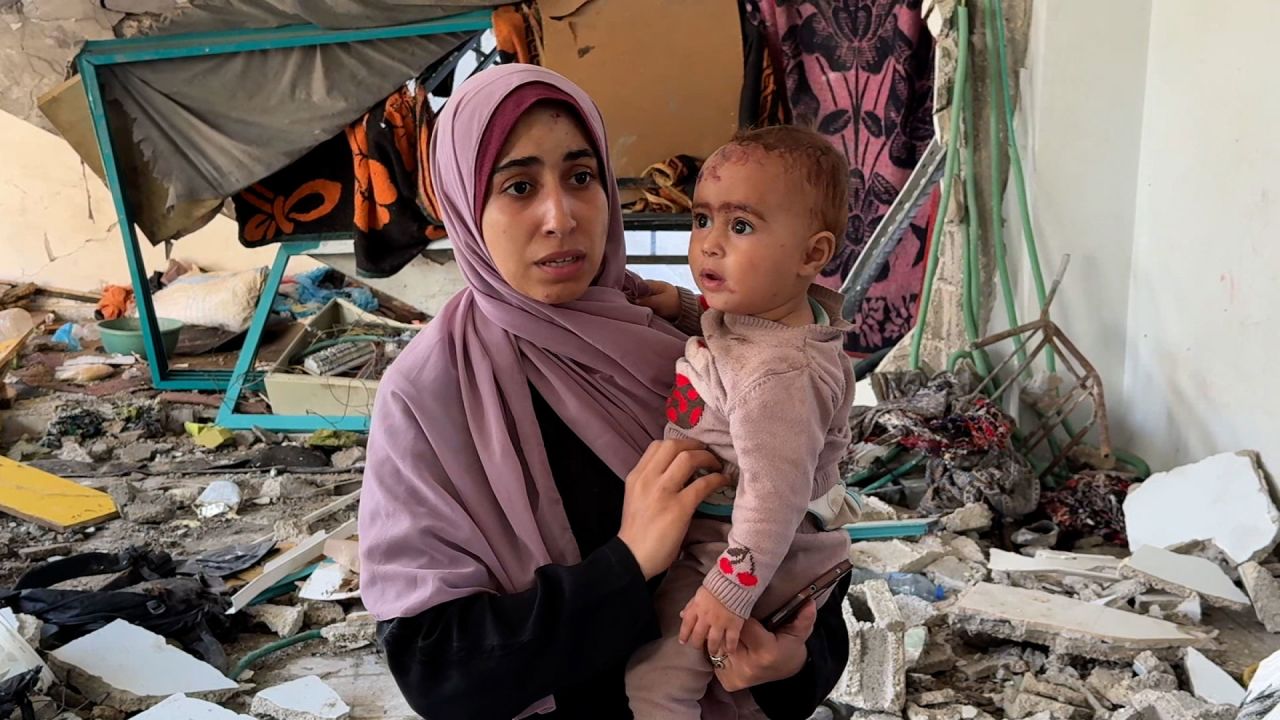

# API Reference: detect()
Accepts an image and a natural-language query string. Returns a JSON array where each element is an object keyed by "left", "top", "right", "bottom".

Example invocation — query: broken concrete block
[
  {"left": 925, "top": 555, "right": 985, "bottom": 592},
  {"left": 320, "top": 611, "right": 377, "bottom": 651},
  {"left": 1240, "top": 561, "right": 1280, "bottom": 632},
  {"left": 1127, "top": 688, "right": 1236, "bottom": 720},
  {"left": 251, "top": 675, "right": 351, "bottom": 720},
  {"left": 850, "top": 540, "right": 944, "bottom": 574},
  {"left": 1020, "top": 674, "right": 1091, "bottom": 709},
  {"left": 118, "top": 489, "right": 176, "bottom": 525},
  {"left": 88, "top": 440, "right": 113, "bottom": 462},
  {"left": 1183, "top": 648, "right": 1246, "bottom": 707},
  {"left": 1002, "top": 691, "right": 1087, "bottom": 719},
  {"left": 906, "top": 703, "right": 989, "bottom": 720},
  {"left": 857, "top": 579, "right": 905, "bottom": 631},
  {"left": 245, "top": 604, "right": 305, "bottom": 638},
  {"left": 913, "top": 635, "right": 958, "bottom": 675},
  {"left": 330, "top": 447, "right": 365, "bottom": 470},
  {"left": 116, "top": 442, "right": 167, "bottom": 465},
  {"left": 48, "top": 620, "right": 237, "bottom": 711},
  {"left": 56, "top": 442, "right": 95, "bottom": 463},
  {"left": 132, "top": 694, "right": 254, "bottom": 720},
  {"left": 1124, "top": 451, "right": 1280, "bottom": 565},
  {"left": 894, "top": 594, "right": 940, "bottom": 628},
  {"left": 1086, "top": 666, "right": 1134, "bottom": 700},
  {"left": 948, "top": 583, "right": 1202, "bottom": 661},
  {"left": 832, "top": 597, "right": 906, "bottom": 713},
  {"left": 13, "top": 613, "right": 43, "bottom": 648},
  {"left": 259, "top": 475, "right": 315, "bottom": 502},
  {"left": 1119, "top": 545, "right": 1250, "bottom": 610},
  {"left": 1103, "top": 671, "right": 1178, "bottom": 707},
  {"left": 18, "top": 542, "right": 74, "bottom": 561},
  {"left": 1133, "top": 650, "right": 1173, "bottom": 677},
  {"left": 303, "top": 601, "right": 348, "bottom": 628},
  {"left": 940, "top": 503, "right": 992, "bottom": 533},
  {"left": 948, "top": 535, "right": 985, "bottom": 564},
  {"left": 988, "top": 548, "right": 1122, "bottom": 582}
]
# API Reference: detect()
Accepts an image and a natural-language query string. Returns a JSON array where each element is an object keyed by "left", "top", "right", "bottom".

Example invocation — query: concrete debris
[
  {"left": 833, "top": 588, "right": 907, "bottom": 713},
  {"left": 303, "top": 601, "right": 349, "bottom": 628},
  {"left": 904, "top": 626, "right": 928, "bottom": 667},
  {"left": 245, "top": 603, "right": 305, "bottom": 638},
  {"left": 330, "top": 446, "right": 365, "bottom": 470},
  {"left": 1132, "top": 650, "right": 1173, "bottom": 678},
  {"left": 131, "top": 694, "right": 254, "bottom": 720},
  {"left": 1103, "top": 671, "right": 1179, "bottom": 707},
  {"left": 939, "top": 503, "right": 993, "bottom": 533},
  {"left": 1182, "top": 648, "right": 1246, "bottom": 707},
  {"left": 1123, "top": 451, "right": 1280, "bottom": 566},
  {"left": 947, "top": 535, "right": 986, "bottom": 563},
  {"left": 1127, "top": 688, "right": 1237, "bottom": 720},
  {"left": 849, "top": 540, "right": 945, "bottom": 574},
  {"left": 299, "top": 561, "right": 361, "bottom": 602},
  {"left": 116, "top": 441, "right": 168, "bottom": 464},
  {"left": 1119, "top": 544, "right": 1251, "bottom": 610},
  {"left": 1010, "top": 520, "right": 1060, "bottom": 549},
  {"left": 894, "top": 593, "right": 941, "bottom": 628},
  {"left": 48, "top": 620, "right": 237, "bottom": 711},
  {"left": 17, "top": 542, "right": 73, "bottom": 561},
  {"left": 988, "top": 548, "right": 1122, "bottom": 581},
  {"left": 1001, "top": 689, "right": 1088, "bottom": 719},
  {"left": 1240, "top": 561, "right": 1280, "bottom": 632},
  {"left": 912, "top": 634, "right": 958, "bottom": 675},
  {"left": 251, "top": 675, "right": 351, "bottom": 720},
  {"left": 259, "top": 475, "right": 316, "bottom": 502},
  {"left": 925, "top": 555, "right": 986, "bottom": 591},
  {"left": 320, "top": 611, "right": 378, "bottom": 651},
  {"left": 1020, "top": 674, "right": 1091, "bottom": 708},
  {"left": 948, "top": 583, "right": 1203, "bottom": 660}
]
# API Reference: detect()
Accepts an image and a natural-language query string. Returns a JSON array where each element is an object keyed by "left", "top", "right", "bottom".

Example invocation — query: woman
[{"left": 359, "top": 64, "right": 850, "bottom": 719}]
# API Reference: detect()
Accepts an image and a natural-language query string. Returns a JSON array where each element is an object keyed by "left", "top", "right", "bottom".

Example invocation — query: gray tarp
[{"left": 96, "top": 0, "right": 504, "bottom": 237}]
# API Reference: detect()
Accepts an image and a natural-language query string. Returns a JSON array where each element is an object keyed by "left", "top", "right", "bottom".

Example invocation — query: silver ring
[{"left": 708, "top": 653, "right": 727, "bottom": 669}]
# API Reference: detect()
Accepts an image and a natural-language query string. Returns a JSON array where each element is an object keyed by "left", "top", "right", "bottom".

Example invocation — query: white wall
[
  {"left": 1000, "top": 0, "right": 1152, "bottom": 407},
  {"left": 0, "top": 109, "right": 307, "bottom": 291},
  {"left": 1120, "top": 0, "right": 1280, "bottom": 469}
]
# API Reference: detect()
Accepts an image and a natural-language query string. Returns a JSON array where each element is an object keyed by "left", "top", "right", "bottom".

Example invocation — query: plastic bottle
[
  {"left": 849, "top": 568, "right": 945, "bottom": 601},
  {"left": 0, "top": 308, "right": 34, "bottom": 343}
]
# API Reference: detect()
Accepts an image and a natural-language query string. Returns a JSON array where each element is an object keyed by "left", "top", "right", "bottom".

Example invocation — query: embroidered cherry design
[
  {"left": 720, "top": 546, "right": 759, "bottom": 587},
  {"left": 665, "top": 373, "right": 706, "bottom": 429}
]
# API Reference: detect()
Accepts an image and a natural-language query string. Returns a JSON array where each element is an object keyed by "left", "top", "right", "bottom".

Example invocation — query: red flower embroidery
[{"left": 665, "top": 373, "right": 706, "bottom": 430}]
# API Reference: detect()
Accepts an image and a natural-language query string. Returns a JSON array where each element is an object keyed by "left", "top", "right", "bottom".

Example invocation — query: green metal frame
[{"left": 74, "top": 11, "right": 491, "bottom": 430}]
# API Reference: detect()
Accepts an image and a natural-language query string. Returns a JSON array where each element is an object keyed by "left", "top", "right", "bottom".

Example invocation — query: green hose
[
  {"left": 990, "top": 0, "right": 1054, "bottom": 371},
  {"left": 984, "top": 0, "right": 1025, "bottom": 366},
  {"left": 1114, "top": 448, "right": 1152, "bottom": 479},
  {"left": 861, "top": 454, "right": 926, "bottom": 494},
  {"left": 911, "top": 4, "right": 970, "bottom": 371},
  {"left": 230, "top": 629, "right": 324, "bottom": 680}
]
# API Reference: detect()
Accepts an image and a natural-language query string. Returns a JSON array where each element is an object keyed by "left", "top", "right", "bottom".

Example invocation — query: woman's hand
[
  {"left": 618, "top": 438, "right": 728, "bottom": 580},
  {"left": 713, "top": 601, "right": 816, "bottom": 692},
  {"left": 634, "top": 279, "right": 682, "bottom": 322}
]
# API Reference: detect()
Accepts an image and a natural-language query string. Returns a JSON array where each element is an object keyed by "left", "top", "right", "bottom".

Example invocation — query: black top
[{"left": 378, "top": 388, "right": 850, "bottom": 719}]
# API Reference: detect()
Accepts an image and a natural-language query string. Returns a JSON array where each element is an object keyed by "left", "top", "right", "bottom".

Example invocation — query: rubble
[
  {"left": 1119, "top": 544, "right": 1251, "bottom": 610},
  {"left": 329, "top": 447, "right": 365, "bottom": 470},
  {"left": 302, "top": 601, "right": 348, "bottom": 628},
  {"left": 320, "top": 612, "right": 377, "bottom": 651},
  {"left": 251, "top": 676, "right": 351, "bottom": 720},
  {"left": 1240, "top": 561, "right": 1280, "bottom": 632},
  {"left": 849, "top": 540, "right": 945, "bottom": 574},
  {"left": 1127, "top": 688, "right": 1237, "bottom": 720},
  {"left": 1123, "top": 451, "right": 1280, "bottom": 565},
  {"left": 1182, "top": 648, "right": 1246, "bottom": 706},
  {"left": 245, "top": 604, "right": 305, "bottom": 638},
  {"left": 833, "top": 583, "right": 908, "bottom": 713},
  {"left": 48, "top": 620, "right": 237, "bottom": 712},
  {"left": 948, "top": 583, "right": 1202, "bottom": 660},
  {"left": 131, "top": 694, "right": 254, "bottom": 720},
  {"left": 195, "top": 480, "right": 242, "bottom": 518},
  {"left": 939, "top": 503, "right": 993, "bottom": 533}
]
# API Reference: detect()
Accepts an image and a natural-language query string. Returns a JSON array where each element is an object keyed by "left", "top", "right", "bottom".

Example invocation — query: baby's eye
[
  {"left": 732, "top": 219, "right": 754, "bottom": 235},
  {"left": 693, "top": 213, "right": 711, "bottom": 229}
]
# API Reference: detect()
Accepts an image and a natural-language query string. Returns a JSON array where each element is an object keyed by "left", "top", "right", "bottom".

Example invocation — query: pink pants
[{"left": 625, "top": 517, "right": 850, "bottom": 719}]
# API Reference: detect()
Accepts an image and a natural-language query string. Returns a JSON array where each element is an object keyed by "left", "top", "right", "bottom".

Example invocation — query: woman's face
[{"left": 480, "top": 103, "right": 609, "bottom": 305}]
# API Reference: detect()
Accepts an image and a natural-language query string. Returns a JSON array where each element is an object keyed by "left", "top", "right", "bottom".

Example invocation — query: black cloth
[{"left": 378, "top": 388, "right": 850, "bottom": 719}]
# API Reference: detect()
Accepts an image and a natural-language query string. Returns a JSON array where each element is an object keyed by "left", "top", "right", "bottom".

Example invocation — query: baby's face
[{"left": 688, "top": 146, "right": 822, "bottom": 318}]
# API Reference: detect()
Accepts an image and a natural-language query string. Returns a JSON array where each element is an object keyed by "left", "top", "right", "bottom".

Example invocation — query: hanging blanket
[{"left": 754, "top": 0, "right": 936, "bottom": 354}]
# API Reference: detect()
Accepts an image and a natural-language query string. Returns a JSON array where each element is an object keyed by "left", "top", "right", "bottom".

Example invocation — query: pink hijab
[{"left": 358, "top": 65, "right": 687, "bottom": 620}]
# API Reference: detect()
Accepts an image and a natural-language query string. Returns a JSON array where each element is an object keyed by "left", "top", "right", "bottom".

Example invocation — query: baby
[{"left": 625, "top": 125, "right": 858, "bottom": 718}]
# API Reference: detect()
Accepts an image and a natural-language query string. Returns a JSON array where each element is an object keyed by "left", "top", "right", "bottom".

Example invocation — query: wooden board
[{"left": 0, "top": 456, "right": 119, "bottom": 531}]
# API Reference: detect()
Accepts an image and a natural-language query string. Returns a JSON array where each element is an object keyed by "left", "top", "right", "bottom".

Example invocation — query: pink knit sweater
[{"left": 663, "top": 285, "right": 855, "bottom": 617}]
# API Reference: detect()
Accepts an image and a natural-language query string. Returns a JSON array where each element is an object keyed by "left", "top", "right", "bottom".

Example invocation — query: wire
[{"left": 229, "top": 629, "right": 324, "bottom": 680}]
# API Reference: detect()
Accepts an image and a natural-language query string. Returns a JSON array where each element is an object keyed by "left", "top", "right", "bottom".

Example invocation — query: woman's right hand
[{"left": 618, "top": 438, "right": 728, "bottom": 580}]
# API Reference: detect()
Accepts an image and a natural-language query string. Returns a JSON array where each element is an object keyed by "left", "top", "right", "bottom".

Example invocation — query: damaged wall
[
  {"left": 0, "top": 1, "right": 316, "bottom": 291},
  {"left": 0, "top": 108, "right": 299, "bottom": 290},
  {"left": 1011, "top": 0, "right": 1280, "bottom": 474},
  {"left": 1120, "top": 0, "right": 1280, "bottom": 470}
]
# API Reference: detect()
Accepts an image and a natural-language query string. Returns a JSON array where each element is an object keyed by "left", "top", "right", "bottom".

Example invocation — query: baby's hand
[
  {"left": 679, "top": 586, "right": 746, "bottom": 656},
  {"left": 634, "top": 279, "right": 682, "bottom": 321}
]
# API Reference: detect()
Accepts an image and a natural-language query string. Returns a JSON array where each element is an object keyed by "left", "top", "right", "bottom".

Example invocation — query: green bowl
[{"left": 97, "top": 317, "right": 184, "bottom": 356}]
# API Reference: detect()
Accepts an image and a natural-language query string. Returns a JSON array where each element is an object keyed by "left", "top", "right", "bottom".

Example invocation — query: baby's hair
[{"left": 723, "top": 126, "right": 850, "bottom": 247}]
